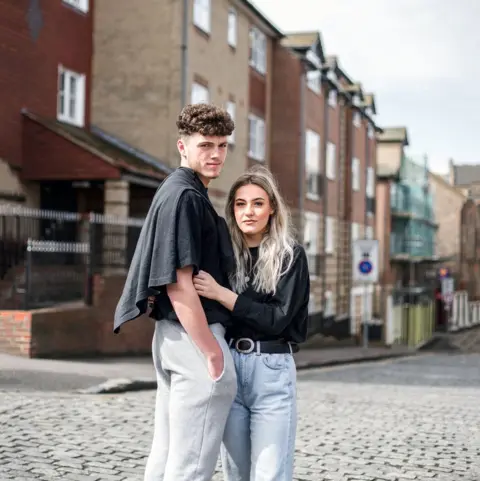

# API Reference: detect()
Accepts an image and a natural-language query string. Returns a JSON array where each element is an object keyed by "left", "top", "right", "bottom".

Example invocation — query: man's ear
[{"left": 177, "top": 137, "right": 187, "bottom": 158}]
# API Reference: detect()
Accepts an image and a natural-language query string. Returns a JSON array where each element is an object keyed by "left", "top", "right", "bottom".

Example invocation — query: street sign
[
  {"left": 352, "top": 239, "right": 379, "bottom": 284},
  {"left": 441, "top": 277, "right": 454, "bottom": 311}
]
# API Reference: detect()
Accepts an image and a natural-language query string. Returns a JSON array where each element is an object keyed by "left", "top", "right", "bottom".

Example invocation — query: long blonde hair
[{"left": 226, "top": 166, "right": 296, "bottom": 294}]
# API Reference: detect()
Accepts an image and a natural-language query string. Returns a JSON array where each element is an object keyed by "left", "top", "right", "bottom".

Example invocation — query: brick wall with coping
[{"left": 0, "top": 274, "right": 154, "bottom": 358}]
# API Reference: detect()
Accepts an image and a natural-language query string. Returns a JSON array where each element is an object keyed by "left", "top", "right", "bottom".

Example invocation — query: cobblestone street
[{"left": 1, "top": 354, "right": 479, "bottom": 481}]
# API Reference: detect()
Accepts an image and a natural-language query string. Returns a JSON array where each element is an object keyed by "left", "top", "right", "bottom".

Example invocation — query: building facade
[
  {"left": 459, "top": 199, "right": 480, "bottom": 300},
  {"left": 268, "top": 34, "right": 379, "bottom": 338},
  {"left": 92, "top": 0, "right": 282, "bottom": 211},
  {"left": 429, "top": 171, "right": 466, "bottom": 277},
  {"left": 376, "top": 128, "right": 438, "bottom": 314}
]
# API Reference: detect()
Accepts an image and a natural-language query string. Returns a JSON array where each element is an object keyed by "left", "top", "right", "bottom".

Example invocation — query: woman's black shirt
[{"left": 225, "top": 243, "right": 310, "bottom": 343}]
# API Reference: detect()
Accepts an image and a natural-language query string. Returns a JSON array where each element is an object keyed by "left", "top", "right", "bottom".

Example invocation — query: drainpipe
[
  {"left": 336, "top": 95, "right": 345, "bottom": 321},
  {"left": 180, "top": 0, "right": 189, "bottom": 108},
  {"left": 298, "top": 67, "right": 306, "bottom": 234},
  {"left": 321, "top": 80, "right": 330, "bottom": 326}
]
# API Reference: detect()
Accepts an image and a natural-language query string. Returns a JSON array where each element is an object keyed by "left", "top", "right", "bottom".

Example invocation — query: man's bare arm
[{"left": 167, "top": 266, "right": 223, "bottom": 372}]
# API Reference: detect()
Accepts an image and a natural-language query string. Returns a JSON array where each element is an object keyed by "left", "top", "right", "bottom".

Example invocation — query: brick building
[
  {"left": 92, "top": 0, "right": 282, "bottom": 211},
  {"left": 459, "top": 199, "right": 480, "bottom": 300},
  {"left": 269, "top": 34, "right": 379, "bottom": 338},
  {"left": 0, "top": 0, "right": 170, "bottom": 218}
]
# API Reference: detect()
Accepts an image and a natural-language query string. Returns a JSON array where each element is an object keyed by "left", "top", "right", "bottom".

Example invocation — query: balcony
[{"left": 390, "top": 231, "right": 436, "bottom": 259}]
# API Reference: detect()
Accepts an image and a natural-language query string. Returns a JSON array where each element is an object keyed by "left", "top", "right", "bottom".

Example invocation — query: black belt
[{"left": 228, "top": 338, "right": 299, "bottom": 354}]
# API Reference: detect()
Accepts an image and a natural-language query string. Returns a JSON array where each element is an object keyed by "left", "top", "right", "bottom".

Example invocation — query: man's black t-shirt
[
  {"left": 226, "top": 244, "right": 310, "bottom": 343},
  {"left": 150, "top": 170, "right": 232, "bottom": 326},
  {"left": 114, "top": 167, "right": 233, "bottom": 333}
]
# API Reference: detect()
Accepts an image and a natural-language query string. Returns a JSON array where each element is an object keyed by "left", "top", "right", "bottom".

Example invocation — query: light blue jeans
[{"left": 221, "top": 347, "right": 297, "bottom": 481}]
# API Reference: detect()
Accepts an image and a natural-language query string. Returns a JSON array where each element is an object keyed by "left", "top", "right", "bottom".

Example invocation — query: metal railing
[{"left": 0, "top": 206, "right": 144, "bottom": 310}]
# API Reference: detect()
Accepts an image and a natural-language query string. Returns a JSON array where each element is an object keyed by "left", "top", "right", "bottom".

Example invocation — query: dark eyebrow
[{"left": 235, "top": 197, "right": 265, "bottom": 202}]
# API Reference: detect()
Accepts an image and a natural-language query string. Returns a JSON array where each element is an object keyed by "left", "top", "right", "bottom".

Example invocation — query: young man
[{"left": 114, "top": 104, "right": 237, "bottom": 481}]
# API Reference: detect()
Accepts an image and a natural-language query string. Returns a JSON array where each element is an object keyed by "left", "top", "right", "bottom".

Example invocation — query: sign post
[{"left": 352, "top": 239, "right": 379, "bottom": 349}]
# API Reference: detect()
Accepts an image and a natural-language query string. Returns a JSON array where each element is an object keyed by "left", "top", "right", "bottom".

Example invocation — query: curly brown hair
[{"left": 176, "top": 103, "right": 234, "bottom": 137}]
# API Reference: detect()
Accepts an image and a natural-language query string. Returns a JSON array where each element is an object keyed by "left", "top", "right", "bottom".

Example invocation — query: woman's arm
[
  {"left": 193, "top": 245, "right": 310, "bottom": 336},
  {"left": 193, "top": 273, "right": 239, "bottom": 311}
]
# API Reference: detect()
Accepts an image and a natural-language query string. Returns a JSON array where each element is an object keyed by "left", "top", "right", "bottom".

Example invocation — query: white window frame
[
  {"left": 249, "top": 27, "right": 267, "bottom": 75},
  {"left": 193, "top": 0, "right": 211, "bottom": 34},
  {"left": 305, "top": 130, "right": 321, "bottom": 199},
  {"left": 366, "top": 226, "right": 374, "bottom": 240},
  {"left": 248, "top": 114, "right": 265, "bottom": 161},
  {"left": 228, "top": 8, "right": 237, "bottom": 47},
  {"left": 351, "top": 222, "right": 360, "bottom": 243},
  {"left": 63, "top": 0, "right": 89, "bottom": 13},
  {"left": 191, "top": 82, "right": 209, "bottom": 104},
  {"left": 307, "top": 70, "right": 321, "bottom": 95},
  {"left": 366, "top": 166, "right": 375, "bottom": 198},
  {"left": 353, "top": 111, "right": 361, "bottom": 128},
  {"left": 352, "top": 157, "right": 360, "bottom": 191},
  {"left": 328, "top": 89, "right": 337, "bottom": 107},
  {"left": 57, "top": 65, "right": 86, "bottom": 127},
  {"left": 304, "top": 211, "right": 320, "bottom": 277},
  {"left": 325, "top": 216, "right": 334, "bottom": 254},
  {"left": 226, "top": 100, "right": 236, "bottom": 144},
  {"left": 326, "top": 142, "right": 336, "bottom": 180}
]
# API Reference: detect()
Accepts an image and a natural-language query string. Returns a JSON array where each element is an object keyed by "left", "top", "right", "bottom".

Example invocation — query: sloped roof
[
  {"left": 363, "top": 93, "right": 377, "bottom": 114},
  {"left": 453, "top": 164, "right": 480, "bottom": 186},
  {"left": 22, "top": 110, "right": 172, "bottom": 180},
  {"left": 377, "top": 127, "right": 409, "bottom": 146},
  {"left": 281, "top": 31, "right": 325, "bottom": 62}
]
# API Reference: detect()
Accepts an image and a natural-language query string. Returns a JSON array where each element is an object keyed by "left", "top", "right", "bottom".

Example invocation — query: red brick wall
[
  {"left": 0, "top": 274, "right": 154, "bottom": 358},
  {"left": 269, "top": 45, "right": 302, "bottom": 209},
  {"left": 0, "top": 0, "right": 93, "bottom": 167},
  {"left": 21, "top": 116, "right": 120, "bottom": 180},
  {"left": 0, "top": 311, "right": 32, "bottom": 356}
]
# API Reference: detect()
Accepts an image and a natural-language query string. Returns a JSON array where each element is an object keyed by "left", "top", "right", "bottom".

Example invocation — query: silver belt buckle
[{"left": 235, "top": 337, "right": 255, "bottom": 354}]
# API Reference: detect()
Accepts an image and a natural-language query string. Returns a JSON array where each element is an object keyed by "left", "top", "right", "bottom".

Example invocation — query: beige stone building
[
  {"left": 92, "top": 0, "right": 282, "bottom": 212},
  {"left": 429, "top": 171, "right": 466, "bottom": 275}
]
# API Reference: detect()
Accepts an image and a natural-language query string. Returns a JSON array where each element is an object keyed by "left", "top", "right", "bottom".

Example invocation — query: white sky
[{"left": 251, "top": 0, "right": 480, "bottom": 174}]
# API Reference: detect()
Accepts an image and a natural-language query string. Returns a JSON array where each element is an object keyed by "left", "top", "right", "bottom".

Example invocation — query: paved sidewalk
[{"left": 0, "top": 344, "right": 414, "bottom": 393}]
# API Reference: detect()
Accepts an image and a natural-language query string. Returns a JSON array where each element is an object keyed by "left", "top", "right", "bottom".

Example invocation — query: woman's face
[{"left": 233, "top": 184, "right": 273, "bottom": 245}]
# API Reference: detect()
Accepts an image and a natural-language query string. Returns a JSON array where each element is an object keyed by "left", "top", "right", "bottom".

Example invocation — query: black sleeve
[
  {"left": 149, "top": 190, "right": 203, "bottom": 287},
  {"left": 231, "top": 245, "right": 310, "bottom": 336},
  {"left": 174, "top": 190, "right": 204, "bottom": 275}
]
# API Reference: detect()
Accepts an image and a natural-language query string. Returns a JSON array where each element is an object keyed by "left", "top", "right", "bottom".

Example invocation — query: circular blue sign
[{"left": 358, "top": 260, "right": 372, "bottom": 274}]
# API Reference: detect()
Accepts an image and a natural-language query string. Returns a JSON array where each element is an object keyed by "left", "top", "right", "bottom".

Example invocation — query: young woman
[{"left": 193, "top": 165, "right": 310, "bottom": 481}]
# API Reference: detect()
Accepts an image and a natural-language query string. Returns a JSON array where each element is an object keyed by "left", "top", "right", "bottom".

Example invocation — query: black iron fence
[{"left": 0, "top": 205, "right": 143, "bottom": 310}]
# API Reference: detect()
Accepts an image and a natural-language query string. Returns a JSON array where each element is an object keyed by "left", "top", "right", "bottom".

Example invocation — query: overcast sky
[{"left": 251, "top": 0, "right": 480, "bottom": 174}]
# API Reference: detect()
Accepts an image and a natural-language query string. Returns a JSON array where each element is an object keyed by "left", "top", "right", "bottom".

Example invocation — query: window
[
  {"left": 351, "top": 222, "right": 360, "bottom": 242},
  {"left": 328, "top": 89, "right": 337, "bottom": 107},
  {"left": 226, "top": 100, "right": 235, "bottom": 144},
  {"left": 366, "top": 226, "right": 374, "bottom": 239},
  {"left": 191, "top": 82, "right": 209, "bottom": 104},
  {"left": 325, "top": 216, "right": 334, "bottom": 254},
  {"left": 307, "top": 70, "right": 321, "bottom": 94},
  {"left": 368, "top": 124, "right": 375, "bottom": 139},
  {"left": 228, "top": 8, "right": 237, "bottom": 47},
  {"left": 366, "top": 167, "right": 375, "bottom": 198},
  {"left": 305, "top": 130, "right": 321, "bottom": 199},
  {"left": 193, "top": 0, "right": 211, "bottom": 33},
  {"left": 353, "top": 112, "right": 361, "bottom": 128},
  {"left": 249, "top": 27, "right": 266, "bottom": 75},
  {"left": 304, "top": 212, "right": 321, "bottom": 276},
  {"left": 352, "top": 157, "right": 360, "bottom": 191},
  {"left": 326, "top": 142, "right": 336, "bottom": 180},
  {"left": 63, "top": 0, "right": 89, "bottom": 13},
  {"left": 57, "top": 66, "right": 86, "bottom": 127},
  {"left": 248, "top": 114, "right": 265, "bottom": 161}
]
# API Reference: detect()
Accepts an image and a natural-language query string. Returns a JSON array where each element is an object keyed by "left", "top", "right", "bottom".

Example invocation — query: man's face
[{"left": 177, "top": 133, "right": 228, "bottom": 186}]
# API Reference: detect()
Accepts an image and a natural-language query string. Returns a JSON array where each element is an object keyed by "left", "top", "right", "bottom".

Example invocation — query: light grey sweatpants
[{"left": 144, "top": 319, "right": 237, "bottom": 481}]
